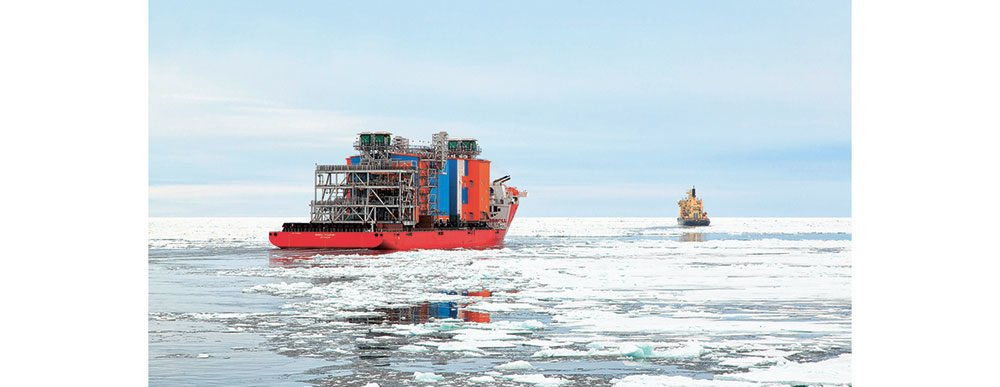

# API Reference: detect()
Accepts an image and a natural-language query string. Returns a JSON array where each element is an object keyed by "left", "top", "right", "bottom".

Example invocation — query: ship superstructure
[
  {"left": 677, "top": 187, "right": 710, "bottom": 226},
  {"left": 269, "top": 131, "right": 526, "bottom": 249}
]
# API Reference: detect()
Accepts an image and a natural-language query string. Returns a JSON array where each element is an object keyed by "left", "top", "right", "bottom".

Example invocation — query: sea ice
[
  {"left": 151, "top": 217, "right": 851, "bottom": 384},
  {"left": 431, "top": 340, "right": 514, "bottom": 351},
  {"left": 658, "top": 341, "right": 708, "bottom": 358},
  {"left": 464, "top": 302, "right": 543, "bottom": 312},
  {"left": 243, "top": 281, "right": 313, "bottom": 296},
  {"left": 611, "top": 375, "right": 759, "bottom": 387},
  {"left": 521, "top": 339, "right": 573, "bottom": 348},
  {"left": 718, "top": 356, "right": 773, "bottom": 367},
  {"left": 494, "top": 360, "right": 534, "bottom": 370},
  {"left": 719, "top": 353, "right": 851, "bottom": 385},
  {"left": 489, "top": 319, "right": 546, "bottom": 331},
  {"left": 413, "top": 372, "right": 445, "bottom": 383},
  {"left": 452, "top": 329, "right": 522, "bottom": 342},
  {"left": 502, "top": 374, "right": 570, "bottom": 387},
  {"left": 531, "top": 341, "right": 706, "bottom": 359},
  {"left": 617, "top": 343, "right": 655, "bottom": 358},
  {"left": 531, "top": 348, "right": 590, "bottom": 358},
  {"left": 469, "top": 375, "right": 496, "bottom": 383}
]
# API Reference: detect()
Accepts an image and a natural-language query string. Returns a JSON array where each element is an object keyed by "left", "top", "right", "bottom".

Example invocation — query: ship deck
[{"left": 268, "top": 227, "right": 509, "bottom": 250}]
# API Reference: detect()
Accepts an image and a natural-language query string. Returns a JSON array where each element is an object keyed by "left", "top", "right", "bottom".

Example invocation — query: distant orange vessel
[{"left": 678, "top": 187, "right": 710, "bottom": 226}]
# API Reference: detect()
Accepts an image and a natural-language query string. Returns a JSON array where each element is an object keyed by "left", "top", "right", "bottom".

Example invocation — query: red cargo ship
[{"left": 269, "top": 131, "right": 526, "bottom": 250}]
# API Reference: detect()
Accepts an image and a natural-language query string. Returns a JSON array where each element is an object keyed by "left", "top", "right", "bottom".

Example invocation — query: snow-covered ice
[
  {"left": 495, "top": 360, "right": 534, "bottom": 370},
  {"left": 612, "top": 375, "right": 758, "bottom": 387},
  {"left": 413, "top": 371, "right": 444, "bottom": 383},
  {"left": 720, "top": 353, "right": 852, "bottom": 385},
  {"left": 468, "top": 375, "right": 496, "bottom": 383},
  {"left": 502, "top": 373, "right": 571, "bottom": 386}
]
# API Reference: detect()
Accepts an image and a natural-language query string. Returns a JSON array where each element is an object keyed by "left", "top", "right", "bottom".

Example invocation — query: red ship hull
[{"left": 269, "top": 204, "right": 518, "bottom": 250}]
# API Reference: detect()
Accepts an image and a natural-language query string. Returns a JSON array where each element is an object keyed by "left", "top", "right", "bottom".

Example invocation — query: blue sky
[{"left": 149, "top": 0, "right": 850, "bottom": 217}]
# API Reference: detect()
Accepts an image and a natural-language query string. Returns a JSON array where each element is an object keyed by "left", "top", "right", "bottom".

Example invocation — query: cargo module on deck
[{"left": 269, "top": 131, "right": 527, "bottom": 250}]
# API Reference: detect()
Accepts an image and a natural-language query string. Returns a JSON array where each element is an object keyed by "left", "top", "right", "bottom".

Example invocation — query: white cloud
[
  {"left": 150, "top": 94, "right": 387, "bottom": 139},
  {"left": 151, "top": 67, "right": 375, "bottom": 138},
  {"left": 149, "top": 67, "right": 503, "bottom": 140},
  {"left": 149, "top": 183, "right": 309, "bottom": 199},
  {"left": 528, "top": 183, "right": 672, "bottom": 200}
]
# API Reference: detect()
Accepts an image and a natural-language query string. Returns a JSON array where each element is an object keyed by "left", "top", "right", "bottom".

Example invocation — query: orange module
[{"left": 463, "top": 159, "right": 491, "bottom": 221}]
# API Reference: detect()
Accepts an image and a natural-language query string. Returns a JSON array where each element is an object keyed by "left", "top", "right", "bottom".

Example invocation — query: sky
[{"left": 149, "top": 0, "right": 850, "bottom": 217}]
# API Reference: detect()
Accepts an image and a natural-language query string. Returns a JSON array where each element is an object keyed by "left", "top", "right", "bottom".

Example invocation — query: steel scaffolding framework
[
  {"left": 309, "top": 163, "right": 419, "bottom": 226},
  {"left": 418, "top": 132, "right": 448, "bottom": 216},
  {"left": 309, "top": 131, "right": 456, "bottom": 226}
]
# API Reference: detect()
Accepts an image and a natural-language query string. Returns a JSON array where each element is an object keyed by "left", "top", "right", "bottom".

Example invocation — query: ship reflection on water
[
  {"left": 265, "top": 250, "right": 492, "bottom": 324},
  {"left": 679, "top": 232, "right": 704, "bottom": 242},
  {"left": 267, "top": 249, "right": 395, "bottom": 268},
  {"left": 352, "top": 290, "right": 493, "bottom": 324},
  {"left": 348, "top": 301, "right": 491, "bottom": 324},
  {"left": 266, "top": 247, "right": 504, "bottom": 268}
]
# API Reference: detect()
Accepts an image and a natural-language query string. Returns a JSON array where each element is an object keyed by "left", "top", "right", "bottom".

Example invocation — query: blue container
[
  {"left": 448, "top": 159, "right": 465, "bottom": 215},
  {"left": 432, "top": 161, "right": 450, "bottom": 215}
]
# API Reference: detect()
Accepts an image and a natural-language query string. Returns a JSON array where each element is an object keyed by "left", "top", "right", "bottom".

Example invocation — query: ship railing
[
  {"left": 316, "top": 182, "right": 415, "bottom": 189},
  {"left": 447, "top": 147, "right": 484, "bottom": 157},
  {"left": 310, "top": 198, "right": 414, "bottom": 207},
  {"left": 315, "top": 164, "right": 417, "bottom": 172}
]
